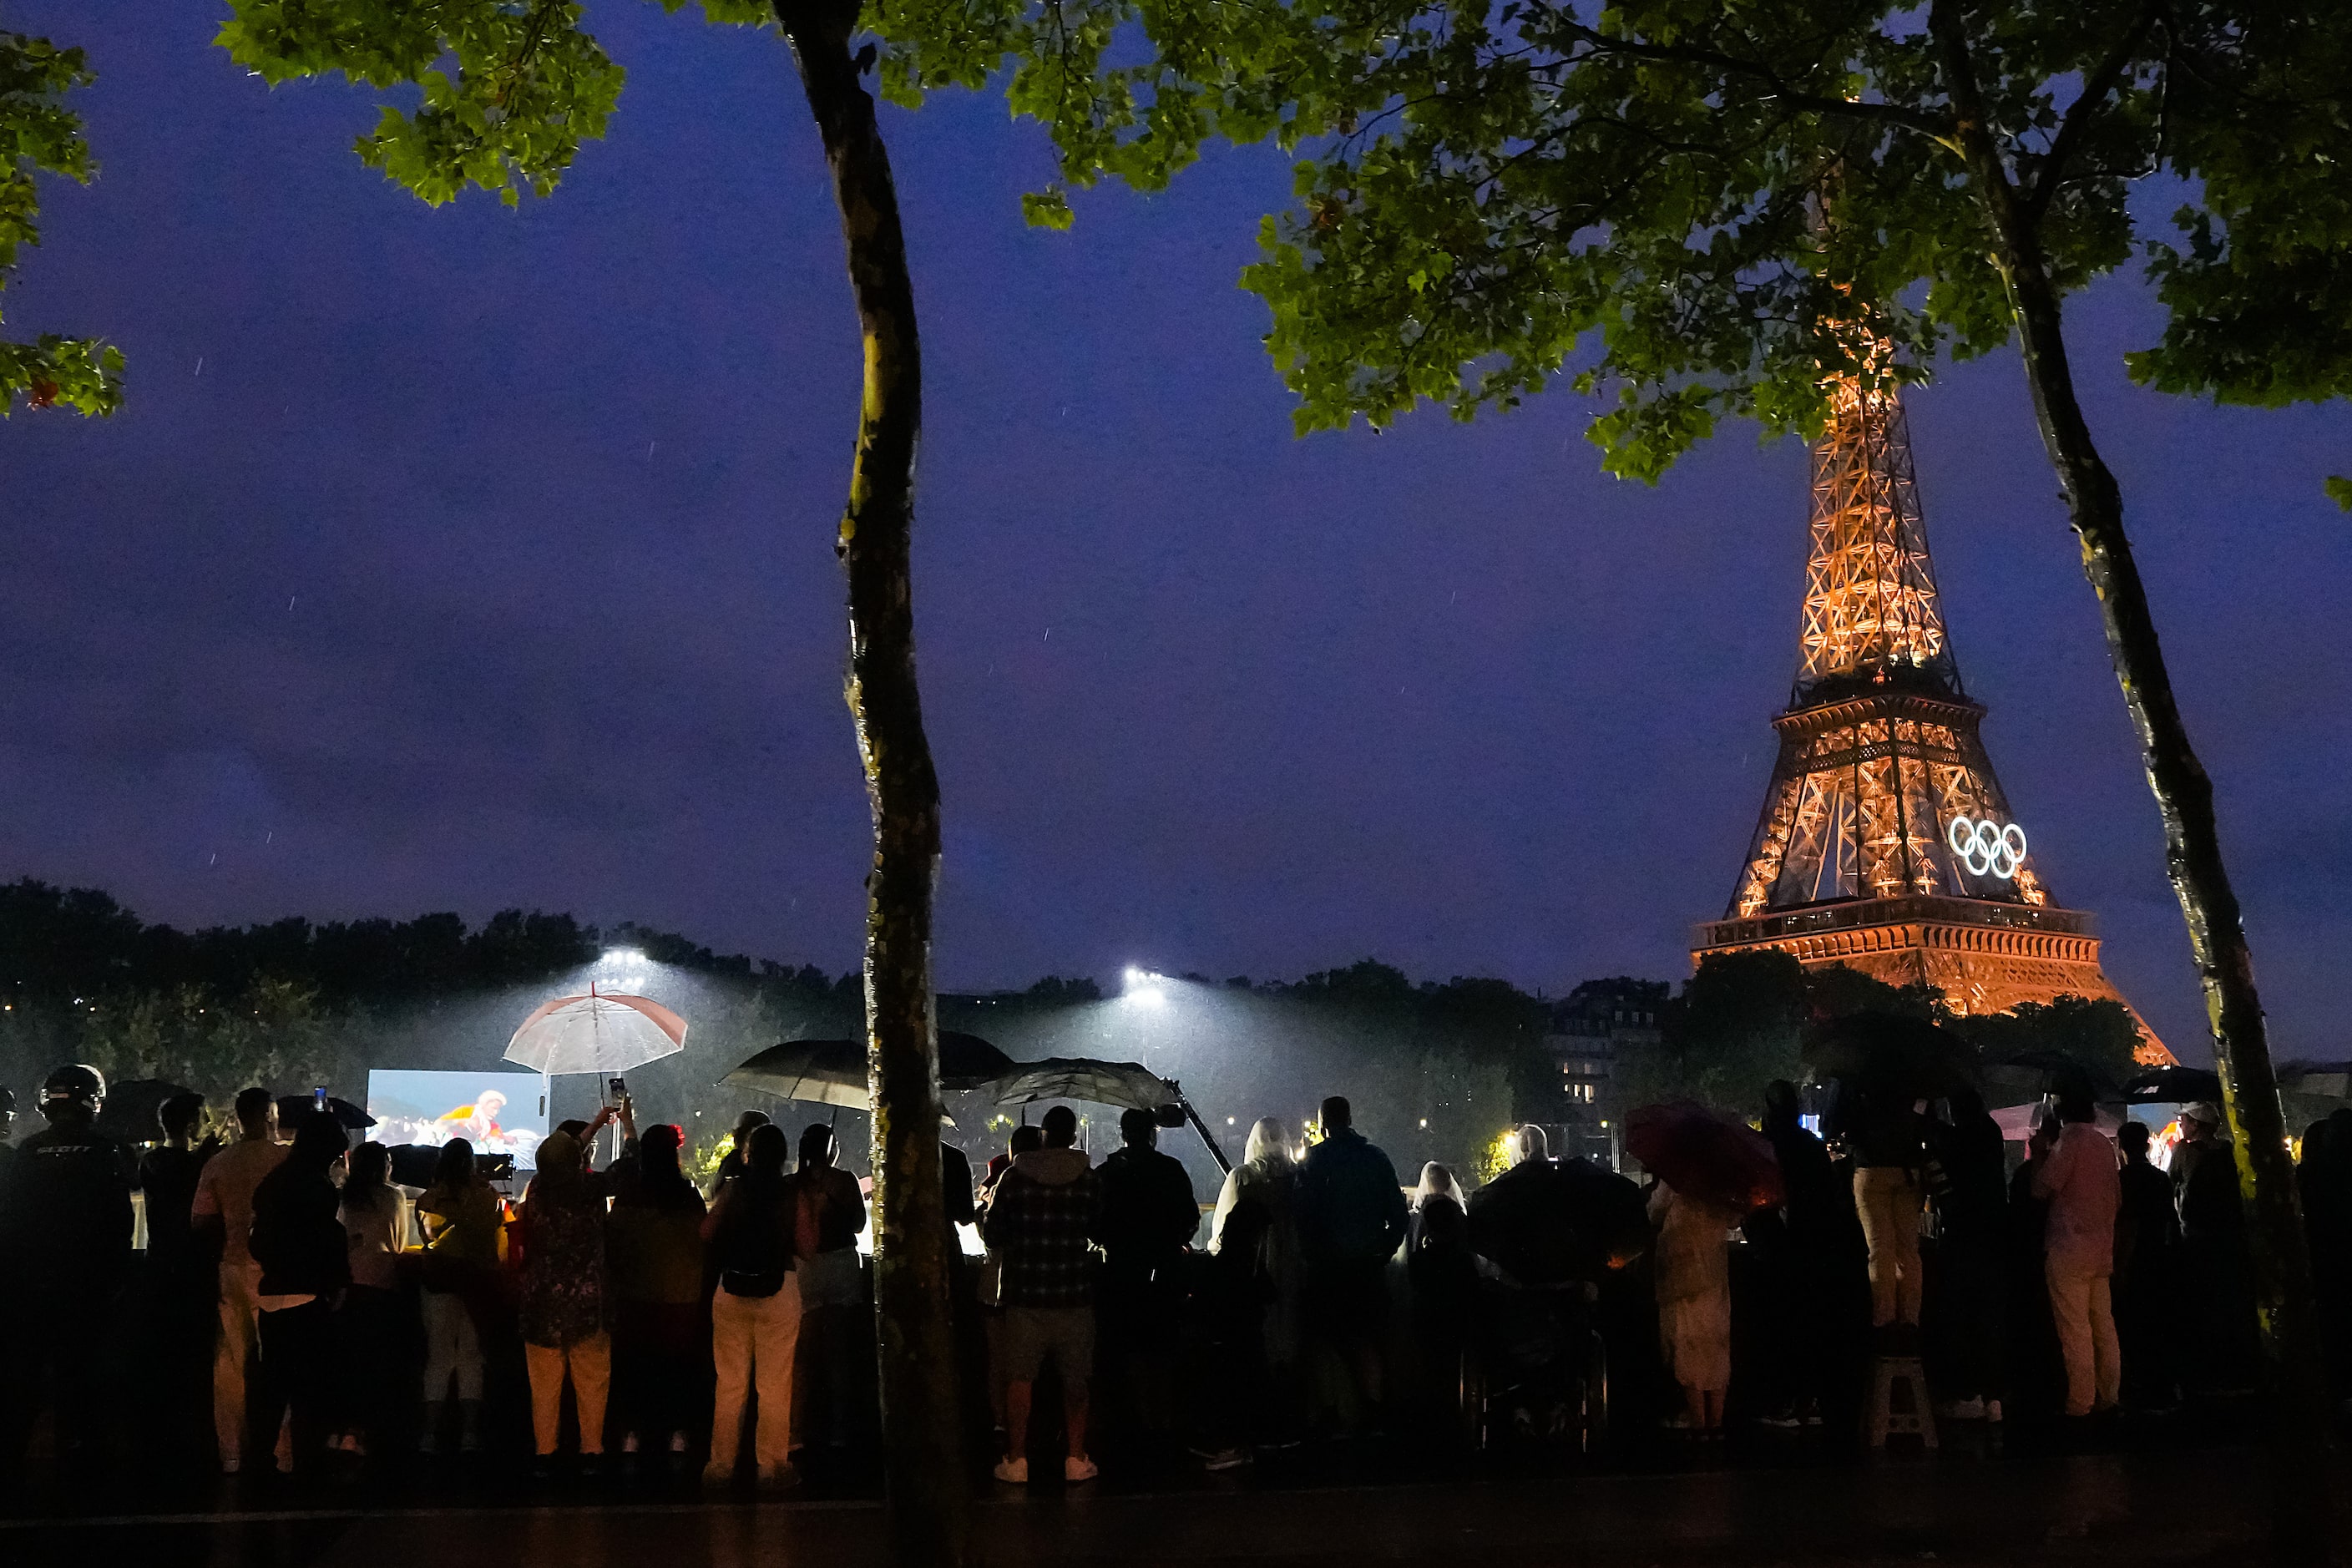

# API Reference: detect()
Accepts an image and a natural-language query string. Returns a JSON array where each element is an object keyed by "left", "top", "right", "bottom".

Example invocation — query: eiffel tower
[{"left": 1692, "top": 374, "right": 2165, "bottom": 1059}]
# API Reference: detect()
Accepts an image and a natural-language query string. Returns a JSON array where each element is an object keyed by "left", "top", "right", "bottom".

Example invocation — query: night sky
[{"left": 8, "top": 4, "right": 2349, "bottom": 1062}]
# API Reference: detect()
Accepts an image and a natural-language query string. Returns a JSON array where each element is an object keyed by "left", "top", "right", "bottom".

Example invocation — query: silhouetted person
[
  {"left": 1406, "top": 1162, "right": 1477, "bottom": 1433},
  {"left": 248, "top": 1108, "right": 351, "bottom": 1476},
  {"left": 704, "top": 1123, "right": 801, "bottom": 1490},
  {"left": 608, "top": 1122, "right": 707, "bottom": 1468},
  {"left": 193, "top": 1085, "right": 287, "bottom": 1473},
  {"left": 984, "top": 1104, "right": 1103, "bottom": 1484},
  {"left": 1209, "top": 1118, "right": 1303, "bottom": 1447},
  {"left": 2006, "top": 1107, "right": 2064, "bottom": 1419},
  {"left": 1745, "top": 1080, "right": 1862, "bottom": 1428},
  {"left": 942, "top": 1137, "right": 977, "bottom": 1231},
  {"left": 2173, "top": 1102, "right": 2258, "bottom": 1393},
  {"left": 1651, "top": 1177, "right": 1741, "bottom": 1436},
  {"left": 2113, "top": 1120, "right": 2182, "bottom": 1411},
  {"left": 1827, "top": 1075, "right": 1930, "bottom": 1351},
  {"left": 1295, "top": 1095, "right": 1408, "bottom": 1432},
  {"left": 336, "top": 1140, "right": 406, "bottom": 1459},
  {"left": 139, "top": 1090, "right": 217, "bottom": 1462},
  {"left": 2309, "top": 1110, "right": 2352, "bottom": 1409},
  {"left": 2034, "top": 1090, "right": 2121, "bottom": 1418},
  {"left": 516, "top": 1128, "right": 611, "bottom": 1478},
  {"left": 417, "top": 1137, "right": 501, "bottom": 1455},
  {"left": 789, "top": 1123, "right": 866, "bottom": 1448},
  {"left": 1095, "top": 1106, "right": 1199, "bottom": 1453},
  {"left": 1927, "top": 1086, "right": 2009, "bottom": 1422},
  {"left": 710, "top": 1110, "right": 771, "bottom": 1196},
  {"left": 980, "top": 1124, "right": 1046, "bottom": 1437},
  {"left": 0, "top": 1065, "right": 135, "bottom": 1466}
]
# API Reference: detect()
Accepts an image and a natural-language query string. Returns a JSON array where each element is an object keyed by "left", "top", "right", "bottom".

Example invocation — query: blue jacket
[{"left": 1295, "top": 1128, "right": 1408, "bottom": 1267}]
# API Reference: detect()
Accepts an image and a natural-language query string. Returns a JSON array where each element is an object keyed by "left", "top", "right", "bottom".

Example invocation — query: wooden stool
[{"left": 1867, "top": 1356, "right": 1938, "bottom": 1449}]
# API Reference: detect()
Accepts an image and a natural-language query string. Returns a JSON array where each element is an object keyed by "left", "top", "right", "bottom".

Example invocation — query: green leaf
[{"left": 1019, "top": 187, "right": 1074, "bottom": 230}]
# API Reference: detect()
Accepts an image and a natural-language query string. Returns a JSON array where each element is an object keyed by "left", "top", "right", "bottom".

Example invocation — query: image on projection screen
[{"left": 366, "top": 1069, "right": 550, "bottom": 1167}]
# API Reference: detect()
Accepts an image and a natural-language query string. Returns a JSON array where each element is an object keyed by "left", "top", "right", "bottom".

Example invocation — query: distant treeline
[{"left": 0, "top": 879, "right": 2138, "bottom": 1185}]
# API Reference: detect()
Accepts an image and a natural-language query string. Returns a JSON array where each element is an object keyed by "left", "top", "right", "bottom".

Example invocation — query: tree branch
[
  {"left": 2022, "top": 0, "right": 2163, "bottom": 224},
  {"left": 1540, "top": 13, "right": 1955, "bottom": 140}
]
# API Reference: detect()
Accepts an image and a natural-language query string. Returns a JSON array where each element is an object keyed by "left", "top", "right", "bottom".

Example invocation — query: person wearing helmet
[{"left": 0, "top": 1065, "right": 136, "bottom": 1464}]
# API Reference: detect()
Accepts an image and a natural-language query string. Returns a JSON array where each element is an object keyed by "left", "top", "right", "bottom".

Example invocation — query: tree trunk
[
  {"left": 1931, "top": 4, "right": 2336, "bottom": 1558},
  {"left": 773, "top": 3, "right": 969, "bottom": 1563}
]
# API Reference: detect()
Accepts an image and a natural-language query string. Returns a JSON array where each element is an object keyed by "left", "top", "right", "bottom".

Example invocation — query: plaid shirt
[{"left": 984, "top": 1151, "right": 1104, "bottom": 1308}]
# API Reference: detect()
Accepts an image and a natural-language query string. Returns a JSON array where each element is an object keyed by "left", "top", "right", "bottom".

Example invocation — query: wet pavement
[{"left": 2, "top": 1427, "right": 2338, "bottom": 1568}]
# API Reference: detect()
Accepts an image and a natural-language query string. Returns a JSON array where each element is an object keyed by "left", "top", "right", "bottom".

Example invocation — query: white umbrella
[{"left": 505, "top": 985, "right": 688, "bottom": 1077}]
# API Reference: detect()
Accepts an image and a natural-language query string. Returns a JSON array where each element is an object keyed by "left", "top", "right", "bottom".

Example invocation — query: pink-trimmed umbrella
[{"left": 505, "top": 984, "right": 688, "bottom": 1077}]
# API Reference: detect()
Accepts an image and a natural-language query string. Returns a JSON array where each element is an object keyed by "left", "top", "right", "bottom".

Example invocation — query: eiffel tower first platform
[{"left": 1691, "top": 373, "right": 2164, "bottom": 1060}]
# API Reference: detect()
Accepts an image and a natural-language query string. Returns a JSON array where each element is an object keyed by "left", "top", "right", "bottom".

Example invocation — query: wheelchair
[{"left": 1460, "top": 1275, "right": 1611, "bottom": 1454}]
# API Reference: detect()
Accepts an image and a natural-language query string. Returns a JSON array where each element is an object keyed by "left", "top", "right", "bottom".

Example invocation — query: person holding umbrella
[{"left": 1625, "top": 1104, "right": 1783, "bottom": 1436}]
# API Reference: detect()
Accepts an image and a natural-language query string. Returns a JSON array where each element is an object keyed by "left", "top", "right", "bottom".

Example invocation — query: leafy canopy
[
  {"left": 1171, "top": 0, "right": 2352, "bottom": 482},
  {"left": 995, "top": 0, "right": 2346, "bottom": 486},
  {"left": 212, "top": 1, "right": 2350, "bottom": 494},
  {"left": 0, "top": 31, "right": 124, "bottom": 416}
]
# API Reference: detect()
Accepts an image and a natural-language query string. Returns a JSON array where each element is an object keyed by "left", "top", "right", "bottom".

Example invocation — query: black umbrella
[
  {"left": 93, "top": 1077, "right": 197, "bottom": 1144},
  {"left": 723, "top": 1031, "right": 1014, "bottom": 1109},
  {"left": 986, "top": 1057, "right": 1178, "bottom": 1113},
  {"left": 1802, "top": 1013, "right": 1978, "bottom": 1099},
  {"left": 2123, "top": 1065, "right": 2222, "bottom": 1105},
  {"left": 277, "top": 1093, "right": 376, "bottom": 1131},
  {"left": 1982, "top": 1050, "right": 2123, "bottom": 1107},
  {"left": 2279, "top": 1061, "right": 2352, "bottom": 1099}
]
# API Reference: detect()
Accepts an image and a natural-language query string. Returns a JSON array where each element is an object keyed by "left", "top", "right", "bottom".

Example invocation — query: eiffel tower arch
[{"left": 1692, "top": 376, "right": 2169, "bottom": 1063}]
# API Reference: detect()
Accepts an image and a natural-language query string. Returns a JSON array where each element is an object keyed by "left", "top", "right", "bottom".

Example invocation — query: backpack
[{"left": 716, "top": 1174, "right": 792, "bottom": 1297}]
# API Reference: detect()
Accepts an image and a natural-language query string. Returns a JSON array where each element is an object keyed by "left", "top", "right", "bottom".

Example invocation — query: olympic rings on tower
[{"left": 1946, "top": 815, "right": 2028, "bottom": 881}]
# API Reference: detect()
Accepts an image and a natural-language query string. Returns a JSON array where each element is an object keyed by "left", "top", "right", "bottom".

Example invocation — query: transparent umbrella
[{"left": 505, "top": 984, "right": 688, "bottom": 1077}]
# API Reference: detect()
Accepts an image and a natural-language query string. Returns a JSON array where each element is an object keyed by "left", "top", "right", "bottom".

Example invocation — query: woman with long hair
[
  {"left": 1407, "top": 1161, "right": 1478, "bottom": 1434},
  {"left": 335, "top": 1140, "right": 407, "bottom": 1459},
  {"left": 417, "top": 1136, "right": 502, "bottom": 1455},
  {"left": 1209, "top": 1118, "right": 1304, "bottom": 1446}
]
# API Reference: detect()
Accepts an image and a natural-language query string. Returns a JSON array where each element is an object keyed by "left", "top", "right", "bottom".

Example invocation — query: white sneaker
[
  {"left": 992, "top": 1456, "right": 1029, "bottom": 1484},
  {"left": 1064, "top": 1455, "right": 1099, "bottom": 1483}
]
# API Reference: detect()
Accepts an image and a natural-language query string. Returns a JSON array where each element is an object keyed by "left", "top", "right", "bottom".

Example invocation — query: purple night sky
[{"left": 8, "top": 4, "right": 2350, "bottom": 1061}]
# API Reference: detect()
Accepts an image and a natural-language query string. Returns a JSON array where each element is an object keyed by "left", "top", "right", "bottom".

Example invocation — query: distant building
[{"left": 1542, "top": 978, "right": 1668, "bottom": 1167}]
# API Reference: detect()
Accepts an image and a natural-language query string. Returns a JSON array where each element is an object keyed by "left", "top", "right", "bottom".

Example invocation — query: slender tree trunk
[
  {"left": 773, "top": 3, "right": 968, "bottom": 1562},
  {"left": 1932, "top": 4, "right": 2336, "bottom": 1558}
]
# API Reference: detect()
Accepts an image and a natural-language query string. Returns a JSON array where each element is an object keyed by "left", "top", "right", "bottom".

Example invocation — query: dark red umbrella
[{"left": 1625, "top": 1101, "right": 1784, "bottom": 1212}]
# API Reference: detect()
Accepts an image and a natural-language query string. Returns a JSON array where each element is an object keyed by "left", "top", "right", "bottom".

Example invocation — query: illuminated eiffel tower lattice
[{"left": 1692, "top": 375, "right": 2167, "bottom": 1060}]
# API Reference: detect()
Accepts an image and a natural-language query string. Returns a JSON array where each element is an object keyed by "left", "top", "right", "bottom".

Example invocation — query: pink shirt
[{"left": 2032, "top": 1122, "right": 2121, "bottom": 1272}]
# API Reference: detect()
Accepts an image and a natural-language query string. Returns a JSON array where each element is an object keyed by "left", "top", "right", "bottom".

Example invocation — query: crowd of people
[{"left": 3, "top": 1063, "right": 2351, "bottom": 1495}]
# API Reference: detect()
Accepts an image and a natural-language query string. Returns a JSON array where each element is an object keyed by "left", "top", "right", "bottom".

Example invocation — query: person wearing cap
[
  {"left": 0, "top": 1065, "right": 136, "bottom": 1464},
  {"left": 2173, "top": 1101, "right": 2258, "bottom": 1393}
]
